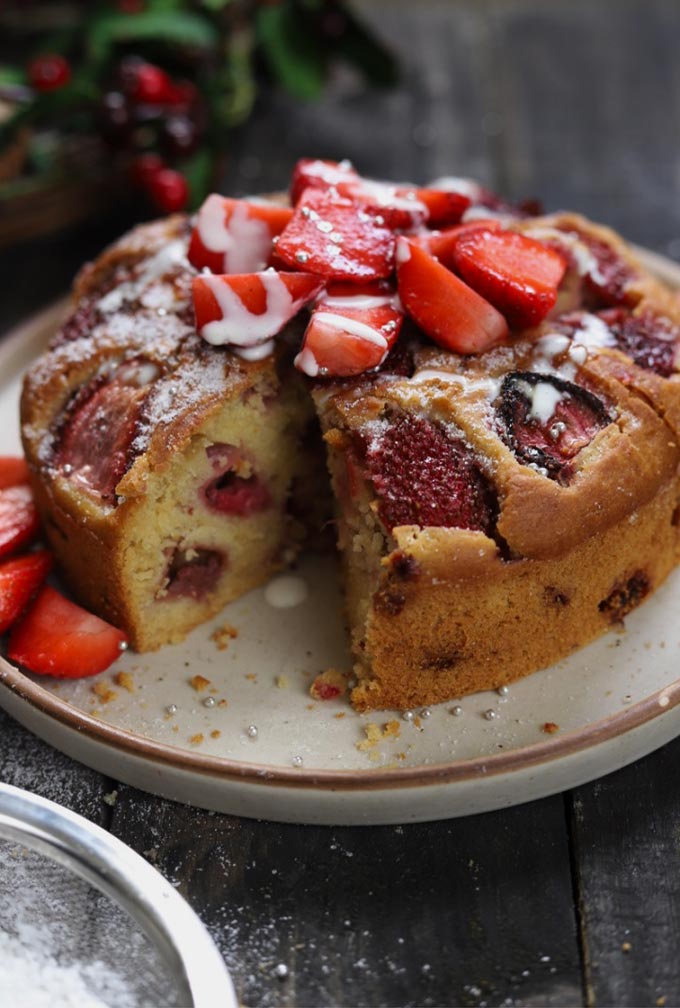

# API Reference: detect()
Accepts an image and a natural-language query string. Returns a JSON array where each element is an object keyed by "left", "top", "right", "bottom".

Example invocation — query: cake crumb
[
  {"left": 103, "top": 790, "right": 118, "bottom": 807},
  {"left": 334, "top": 712, "right": 346, "bottom": 719},
  {"left": 189, "top": 674, "right": 211, "bottom": 692},
  {"left": 356, "top": 720, "right": 401, "bottom": 752},
  {"left": 210, "top": 730, "right": 222, "bottom": 739},
  {"left": 245, "top": 673, "right": 257, "bottom": 682},
  {"left": 656, "top": 997, "right": 666, "bottom": 1007},
  {"left": 114, "top": 671, "right": 135, "bottom": 693},
  {"left": 211, "top": 622, "right": 238, "bottom": 650},
  {"left": 92, "top": 682, "right": 117, "bottom": 704},
  {"left": 189, "top": 733, "right": 204, "bottom": 746},
  {"left": 542, "top": 721, "right": 560, "bottom": 734},
  {"left": 218, "top": 698, "right": 228, "bottom": 707},
  {"left": 621, "top": 941, "right": 632, "bottom": 953},
  {"left": 275, "top": 675, "right": 290, "bottom": 689},
  {"left": 310, "top": 668, "right": 347, "bottom": 701}
]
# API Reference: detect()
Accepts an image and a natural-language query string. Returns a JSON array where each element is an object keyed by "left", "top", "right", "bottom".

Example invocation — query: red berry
[
  {"left": 28, "top": 54, "right": 71, "bottom": 93},
  {"left": 127, "top": 62, "right": 173, "bottom": 105},
  {"left": 130, "top": 153, "right": 165, "bottom": 189},
  {"left": 148, "top": 168, "right": 189, "bottom": 212}
]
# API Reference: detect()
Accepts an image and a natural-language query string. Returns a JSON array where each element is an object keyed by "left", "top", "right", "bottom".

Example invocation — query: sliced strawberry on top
[
  {"left": 193, "top": 270, "right": 324, "bottom": 351},
  {"left": 0, "top": 550, "right": 52, "bottom": 633},
  {"left": 7, "top": 585, "right": 128, "bottom": 678},
  {"left": 412, "top": 188, "right": 471, "bottom": 228},
  {"left": 276, "top": 188, "right": 396, "bottom": 282},
  {"left": 0, "top": 484, "right": 40, "bottom": 560},
  {"left": 451, "top": 229, "right": 568, "bottom": 329},
  {"left": 188, "top": 194, "right": 294, "bottom": 275},
  {"left": 418, "top": 219, "right": 503, "bottom": 268},
  {"left": 0, "top": 456, "right": 30, "bottom": 489},
  {"left": 290, "top": 158, "right": 359, "bottom": 205},
  {"left": 295, "top": 281, "right": 403, "bottom": 377},
  {"left": 395, "top": 237, "right": 509, "bottom": 354}
]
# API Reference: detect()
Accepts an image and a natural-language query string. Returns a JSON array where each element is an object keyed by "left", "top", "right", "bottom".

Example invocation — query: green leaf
[
  {"left": 180, "top": 147, "right": 215, "bottom": 208},
  {"left": 87, "top": 11, "right": 218, "bottom": 64},
  {"left": 199, "top": 0, "right": 234, "bottom": 10},
  {"left": 255, "top": 3, "right": 326, "bottom": 101}
]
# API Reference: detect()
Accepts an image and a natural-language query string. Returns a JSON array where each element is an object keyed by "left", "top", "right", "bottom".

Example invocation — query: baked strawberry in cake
[{"left": 19, "top": 159, "right": 680, "bottom": 712}]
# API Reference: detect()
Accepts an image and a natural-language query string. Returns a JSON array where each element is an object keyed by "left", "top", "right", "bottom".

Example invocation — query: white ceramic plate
[{"left": 2, "top": 254, "right": 680, "bottom": 826}]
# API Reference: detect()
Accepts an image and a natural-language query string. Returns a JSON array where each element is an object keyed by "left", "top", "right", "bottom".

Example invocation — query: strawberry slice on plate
[
  {"left": 290, "top": 158, "right": 359, "bottom": 205},
  {"left": 188, "top": 194, "right": 293, "bottom": 274},
  {"left": 193, "top": 270, "right": 323, "bottom": 353},
  {"left": 451, "top": 229, "right": 568, "bottom": 329},
  {"left": 0, "top": 484, "right": 40, "bottom": 560},
  {"left": 419, "top": 219, "right": 503, "bottom": 268},
  {"left": 412, "top": 188, "right": 471, "bottom": 228},
  {"left": 7, "top": 585, "right": 128, "bottom": 678},
  {"left": 295, "top": 281, "right": 403, "bottom": 377},
  {"left": 0, "top": 456, "right": 30, "bottom": 489},
  {"left": 276, "top": 188, "right": 396, "bottom": 282},
  {"left": 395, "top": 237, "right": 509, "bottom": 354},
  {"left": 0, "top": 550, "right": 52, "bottom": 633}
]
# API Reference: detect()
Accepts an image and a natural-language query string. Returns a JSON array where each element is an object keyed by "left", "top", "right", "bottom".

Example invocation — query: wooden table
[{"left": 2, "top": 2, "right": 680, "bottom": 1004}]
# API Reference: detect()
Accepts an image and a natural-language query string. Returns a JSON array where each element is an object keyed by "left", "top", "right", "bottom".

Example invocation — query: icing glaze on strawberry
[
  {"left": 361, "top": 414, "right": 497, "bottom": 534},
  {"left": 189, "top": 195, "right": 293, "bottom": 274},
  {"left": 561, "top": 227, "right": 637, "bottom": 307},
  {"left": 495, "top": 371, "right": 612, "bottom": 481},
  {"left": 201, "top": 443, "right": 271, "bottom": 516},
  {"left": 163, "top": 546, "right": 225, "bottom": 599},
  {"left": 597, "top": 308, "right": 678, "bottom": 377}
]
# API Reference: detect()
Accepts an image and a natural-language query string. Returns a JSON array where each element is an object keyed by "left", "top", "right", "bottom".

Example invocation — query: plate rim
[{"left": 2, "top": 245, "right": 680, "bottom": 795}]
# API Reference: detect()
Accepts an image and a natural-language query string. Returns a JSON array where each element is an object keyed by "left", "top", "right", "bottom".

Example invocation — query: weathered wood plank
[
  {"left": 569, "top": 740, "right": 680, "bottom": 1008},
  {"left": 108, "top": 786, "right": 581, "bottom": 1008}
]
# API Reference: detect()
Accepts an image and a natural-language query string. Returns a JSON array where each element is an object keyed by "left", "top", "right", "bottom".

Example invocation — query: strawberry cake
[{"left": 18, "top": 158, "right": 680, "bottom": 710}]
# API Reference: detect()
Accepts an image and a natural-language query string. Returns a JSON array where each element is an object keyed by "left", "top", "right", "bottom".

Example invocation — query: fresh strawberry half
[
  {"left": 0, "top": 484, "right": 40, "bottom": 560},
  {"left": 193, "top": 270, "right": 324, "bottom": 350},
  {"left": 188, "top": 194, "right": 293, "bottom": 274},
  {"left": 451, "top": 229, "right": 568, "bottom": 329},
  {"left": 295, "top": 281, "right": 403, "bottom": 377},
  {"left": 276, "top": 188, "right": 396, "bottom": 282},
  {"left": 494, "top": 371, "right": 612, "bottom": 482},
  {"left": 0, "top": 456, "right": 30, "bottom": 489},
  {"left": 0, "top": 550, "right": 52, "bottom": 634},
  {"left": 413, "top": 188, "right": 471, "bottom": 228},
  {"left": 7, "top": 585, "right": 128, "bottom": 678},
  {"left": 290, "top": 158, "right": 359, "bottom": 205},
  {"left": 395, "top": 237, "right": 509, "bottom": 353}
]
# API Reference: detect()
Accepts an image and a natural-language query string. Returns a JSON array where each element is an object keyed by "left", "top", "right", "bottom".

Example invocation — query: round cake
[{"left": 19, "top": 159, "right": 680, "bottom": 710}]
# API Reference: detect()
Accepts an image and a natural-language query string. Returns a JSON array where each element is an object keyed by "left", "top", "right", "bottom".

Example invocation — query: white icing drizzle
[
  {"left": 234, "top": 339, "right": 276, "bottom": 361},
  {"left": 199, "top": 271, "right": 294, "bottom": 348},
  {"left": 294, "top": 346, "right": 320, "bottom": 377},
  {"left": 311, "top": 311, "right": 388, "bottom": 348},
  {"left": 395, "top": 237, "right": 412, "bottom": 264},
  {"left": 302, "top": 159, "right": 354, "bottom": 184},
  {"left": 522, "top": 225, "right": 605, "bottom": 283},
  {"left": 321, "top": 293, "right": 396, "bottom": 311},
  {"left": 196, "top": 194, "right": 272, "bottom": 273},
  {"left": 264, "top": 575, "right": 308, "bottom": 608},
  {"left": 527, "top": 381, "right": 565, "bottom": 423},
  {"left": 96, "top": 239, "right": 188, "bottom": 314},
  {"left": 426, "top": 176, "right": 482, "bottom": 199}
]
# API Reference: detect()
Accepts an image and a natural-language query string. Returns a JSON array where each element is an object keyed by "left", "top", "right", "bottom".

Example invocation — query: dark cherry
[
  {"left": 164, "top": 547, "right": 224, "bottom": 599},
  {"left": 28, "top": 54, "right": 71, "bottom": 92},
  {"left": 148, "top": 168, "right": 189, "bottom": 213},
  {"left": 360, "top": 413, "right": 497, "bottom": 534},
  {"left": 597, "top": 308, "right": 678, "bottom": 377},
  {"left": 495, "top": 371, "right": 612, "bottom": 482},
  {"left": 202, "top": 444, "right": 271, "bottom": 517}
]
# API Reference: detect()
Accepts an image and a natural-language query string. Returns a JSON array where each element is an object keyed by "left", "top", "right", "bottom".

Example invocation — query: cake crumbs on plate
[
  {"left": 275, "top": 675, "right": 290, "bottom": 689},
  {"left": 334, "top": 711, "right": 346, "bottom": 719},
  {"left": 621, "top": 941, "right": 632, "bottom": 953},
  {"left": 189, "top": 674, "right": 211, "bottom": 692},
  {"left": 103, "top": 789, "right": 118, "bottom": 807},
  {"left": 356, "top": 720, "right": 401, "bottom": 752},
  {"left": 114, "top": 670, "right": 135, "bottom": 693},
  {"left": 189, "top": 732, "right": 204, "bottom": 746},
  {"left": 210, "top": 730, "right": 221, "bottom": 739},
  {"left": 310, "top": 668, "right": 347, "bottom": 701},
  {"left": 542, "top": 721, "right": 560, "bottom": 734},
  {"left": 211, "top": 622, "right": 239, "bottom": 650},
  {"left": 91, "top": 681, "right": 117, "bottom": 704}
]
